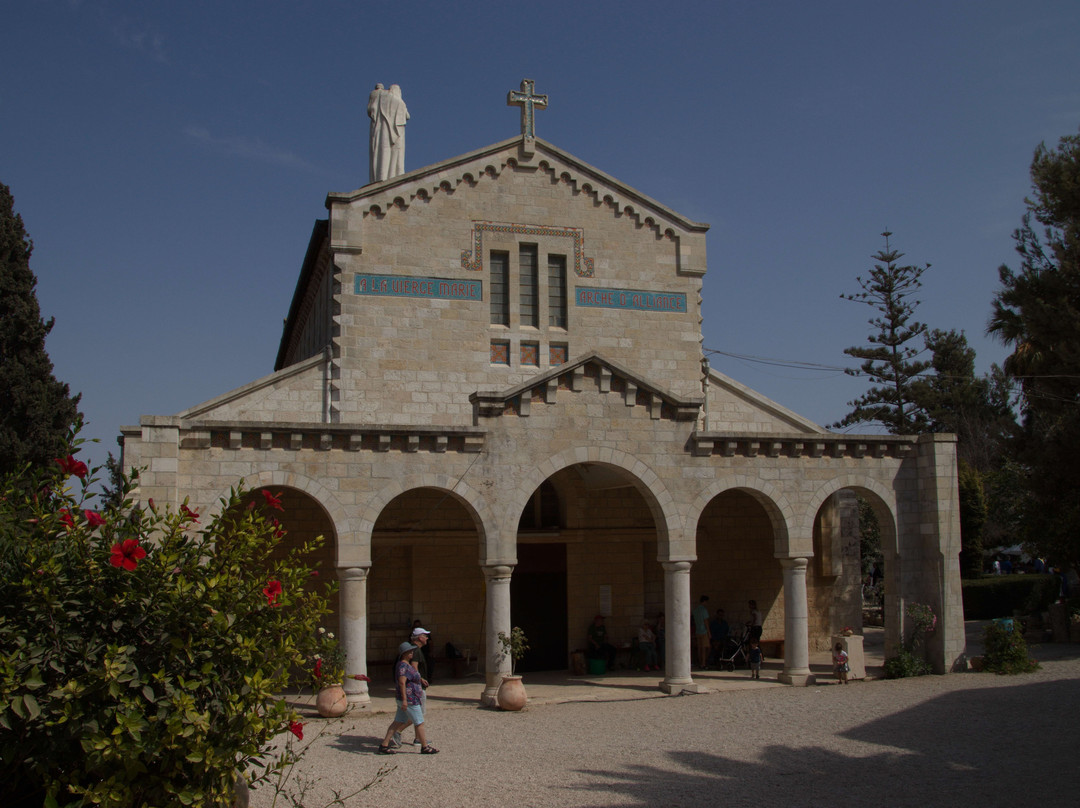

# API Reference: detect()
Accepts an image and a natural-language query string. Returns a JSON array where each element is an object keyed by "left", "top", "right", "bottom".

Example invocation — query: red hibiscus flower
[
  {"left": 261, "top": 490, "right": 284, "bottom": 511},
  {"left": 271, "top": 518, "right": 285, "bottom": 538},
  {"left": 263, "top": 579, "right": 283, "bottom": 606},
  {"left": 314, "top": 658, "right": 323, "bottom": 679},
  {"left": 58, "top": 509, "right": 75, "bottom": 530},
  {"left": 350, "top": 674, "right": 371, "bottom": 682},
  {"left": 180, "top": 504, "right": 199, "bottom": 523},
  {"left": 110, "top": 539, "right": 147, "bottom": 571},
  {"left": 288, "top": 721, "right": 304, "bottom": 740},
  {"left": 84, "top": 510, "right": 106, "bottom": 528},
  {"left": 56, "top": 455, "right": 88, "bottom": 479}
]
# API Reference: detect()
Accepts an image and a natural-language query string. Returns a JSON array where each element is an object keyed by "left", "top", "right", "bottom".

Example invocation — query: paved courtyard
[{"left": 251, "top": 626, "right": 1080, "bottom": 807}]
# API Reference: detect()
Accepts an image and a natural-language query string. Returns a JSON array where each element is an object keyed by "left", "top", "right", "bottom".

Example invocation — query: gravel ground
[{"left": 251, "top": 642, "right": 1080, "bottom": 808}]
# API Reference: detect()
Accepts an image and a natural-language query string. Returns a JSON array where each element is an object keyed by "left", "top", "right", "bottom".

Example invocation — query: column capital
[
  {"left": 482, "top": 563, "right": 515, "bottom": 581},
  {"left": 337, "top": 565, "right": 370, "bottom": 583},
  {"left": 778, "top": 556, "right": 810, "bottom": 571},
  {"left": 661, "top": 559, "right": 693, "bottom": 574}
]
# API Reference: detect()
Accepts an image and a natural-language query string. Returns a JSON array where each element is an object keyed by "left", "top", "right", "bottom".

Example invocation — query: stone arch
[
  {"left": 511, "top": 447, "right": 677, "bottom": 559},
  {"left": 804, "top": 472, "right": 902, "bottom": 656},
  {"left": 688, "top": 478, "right": 791, "bottom": 647},
  {"left": 204, "top": 469, "right": 348, "bottom": 543},
  {"left": 803, "top": 473, "right": 898, "bottom": 555},
  {"left": 686, "top": 476, "right": 794, "bottom": 556},
  {"left": 204, "top": 472, "right": 343, "bottom": 633},
  {"left": 358, "top": 473, "right": 492, "bottom": 556}
]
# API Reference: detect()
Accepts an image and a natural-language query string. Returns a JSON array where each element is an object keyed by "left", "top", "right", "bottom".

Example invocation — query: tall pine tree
[
  {"left": 833, "top": 232, "right": 931, "bottom": 433},
  {"left": 0, "top": 183, "right": 81, "bottom": 476},
  {"left": 989, "top": 128, "right": 1080, "bottom": 570}
]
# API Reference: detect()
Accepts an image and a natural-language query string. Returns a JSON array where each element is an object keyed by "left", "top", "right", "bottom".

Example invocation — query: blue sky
[{"left": 3, "top": 0, "right": 1079, "bottom": 473}]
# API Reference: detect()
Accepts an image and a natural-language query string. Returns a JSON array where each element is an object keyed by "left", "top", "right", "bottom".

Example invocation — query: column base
[
  {"left": 345, "top": 692, "right": 371, "bottom": 705},
  {"left": 660, "top": 679, "right": 710, "bottom": 695},
  {"left": 777, "top": 671, "right": 817, "bottom": 686},
  {"left": 480, "top": 687, "right": 500, "bottom": 707}
]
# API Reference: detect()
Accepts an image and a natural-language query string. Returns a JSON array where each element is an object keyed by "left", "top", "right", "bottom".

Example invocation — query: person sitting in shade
[
  {"left": 587, "top": 614, "right": 617, "bottom": 670},
  {"left": 637, "top": 620, "right": 659, "bottom": 671}
]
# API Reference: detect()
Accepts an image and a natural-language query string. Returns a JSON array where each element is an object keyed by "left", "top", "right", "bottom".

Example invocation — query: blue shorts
[{"left": 394, "top": 702, "right": 424, "bottom": 726}]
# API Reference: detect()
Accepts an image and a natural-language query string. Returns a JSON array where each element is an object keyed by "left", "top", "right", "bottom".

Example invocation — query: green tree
[
  {"left": 989, "top": 127, "right": 1080, "bottom": 571},
  {"left": 857, "top": 496, "right": 882, "bottom": 578},
  {"left": 834, "top": 232, "right": 931, "bottom": 433},
  {"left": 957, "top": 460, "right": 987, "bottom": 578},
  {"left": 913, "top": 329, "right": 1019, "bottom": 566},
  {"left": 0, "top": 183, "right": 81, "bottom": 476},
  {"left": 99, "top": 437, "right": 126, "bottom": 511},
  {"left": 916, "top": 329, "right": 1016, "bottom": 467}
]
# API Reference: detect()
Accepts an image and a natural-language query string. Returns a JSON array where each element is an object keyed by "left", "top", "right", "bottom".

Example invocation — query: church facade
[{"left": 122, "top": 87, "right": 966, "bottom": 704}]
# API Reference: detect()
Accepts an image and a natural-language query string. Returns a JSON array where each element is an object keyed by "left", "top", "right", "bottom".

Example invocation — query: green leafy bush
[
  {"left": 961, "top": 574, "right": 1059, "bottom": 619},
  {"left": 883, "top": 650, "right": 932, "bottom": 679},
  {"left": 883, "top": 601, "right": 936, "bottom": 679},
  {"left": 0, "top": 443, "right": 332, "bottom": 807},
  {"left": 982, "top": 621, "right": 1040, "bottom": 674}
]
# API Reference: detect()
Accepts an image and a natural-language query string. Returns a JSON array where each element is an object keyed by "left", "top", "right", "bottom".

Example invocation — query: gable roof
[
  {"left": 470, "top": 350, "right": 703, "bottom": 421},
  {"left": 326, "top": 135, "right": 710, "bottom": 234}
]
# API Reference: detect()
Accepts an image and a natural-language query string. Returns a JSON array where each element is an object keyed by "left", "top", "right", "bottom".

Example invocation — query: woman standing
[{"left": 378, "top": 642, "right": 438, "bottom": 755}]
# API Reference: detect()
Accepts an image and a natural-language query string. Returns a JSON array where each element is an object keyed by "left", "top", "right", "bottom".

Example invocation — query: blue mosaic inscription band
[
  {"left": 355, "top": 274, "right": 482, "bottom": 301},
  {"left": 575, "top": 287, "right": 687, "bottom": 313}
]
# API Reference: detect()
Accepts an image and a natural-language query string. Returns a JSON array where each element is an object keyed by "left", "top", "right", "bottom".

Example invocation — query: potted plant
[
  {"left": 313, "top": 628, "right": 349, "bottom": 717},
  {"left": 495, "top": 627, "right": 530, "bottom": 711}
]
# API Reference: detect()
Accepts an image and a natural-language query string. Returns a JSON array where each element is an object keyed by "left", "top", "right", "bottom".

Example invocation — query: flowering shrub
[
  {"left": 312, "top": 628, "right": 347, "bottom": 686},
  {"left": 0, "top": 442, "right": 333, "bottom": 807}
]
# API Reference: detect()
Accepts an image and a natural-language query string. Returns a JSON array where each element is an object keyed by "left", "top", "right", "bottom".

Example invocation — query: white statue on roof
[{"left": 368, "top": 82, "right": 409, "bottom": 184}]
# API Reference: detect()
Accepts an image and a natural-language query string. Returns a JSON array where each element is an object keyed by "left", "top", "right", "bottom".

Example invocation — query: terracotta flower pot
[
  {"left": 496, "top": 674, "right": 527, "bottom": 711},
  {"left": 316, "top": 684, "right": 348, "bottom": 717}
]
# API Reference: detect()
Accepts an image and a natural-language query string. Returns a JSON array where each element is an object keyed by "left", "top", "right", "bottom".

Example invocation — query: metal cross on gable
[{"left": 507, "top": 78, "right": 548, "bottom": 139}]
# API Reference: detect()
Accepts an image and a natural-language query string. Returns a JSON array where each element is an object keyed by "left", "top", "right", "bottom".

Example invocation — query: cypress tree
[{"left": 0, "top": 182, "right": 81, "bottom": 476}]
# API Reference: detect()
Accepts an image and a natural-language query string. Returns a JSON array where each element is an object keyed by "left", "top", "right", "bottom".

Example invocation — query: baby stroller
[{"left": 715, "top": 624, "right": 750, "bottom": 671}]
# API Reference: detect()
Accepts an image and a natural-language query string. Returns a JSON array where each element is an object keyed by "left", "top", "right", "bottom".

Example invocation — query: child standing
[
  {"left": 747, "top": 640, "right": 763, "bottom": 679},
  {"left": 833, "top": 642, "right": 849, "bottom": 684}
]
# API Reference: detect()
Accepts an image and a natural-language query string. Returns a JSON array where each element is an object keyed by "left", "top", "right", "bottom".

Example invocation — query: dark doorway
[{"left": 510, "top": 543, "right": 568, "bottom": 672}]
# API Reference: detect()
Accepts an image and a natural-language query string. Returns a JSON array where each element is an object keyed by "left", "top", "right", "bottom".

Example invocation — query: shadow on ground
[{"left": 562, "top": 676, "right": 1078, "bottom": 808}]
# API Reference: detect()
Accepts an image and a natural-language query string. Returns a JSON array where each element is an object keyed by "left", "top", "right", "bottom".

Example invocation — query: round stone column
[
  {"left": 480, "top": 563, "right": 514, "bottom": 707},
  {"left": 339, "top": 566, "right": 371, "bottom": 704},
  {"left": 660, "top": 560, "right": 707, "bottom": 694},
  {"left": 777, "top": 557, "right": 816, "bottom": 686}
]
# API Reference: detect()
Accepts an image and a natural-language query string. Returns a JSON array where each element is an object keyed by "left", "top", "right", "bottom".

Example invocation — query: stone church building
[{"left": 122, "top": 82, "right": 965, "bottom": 705}]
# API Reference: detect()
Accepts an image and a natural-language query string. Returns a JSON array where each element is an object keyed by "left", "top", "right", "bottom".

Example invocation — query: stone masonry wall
[{"left": 327, "top": 149, "right": 706, "bottom": 428}]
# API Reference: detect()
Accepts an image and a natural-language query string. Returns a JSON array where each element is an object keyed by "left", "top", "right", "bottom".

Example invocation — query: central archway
[{"left": 513, "top": 462, "right": 662, "bottom": 672}]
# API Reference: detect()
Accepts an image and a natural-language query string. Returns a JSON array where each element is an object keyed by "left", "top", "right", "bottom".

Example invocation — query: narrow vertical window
[
  {"left": 548, "top": 254, "right": 567, "bottom": 328},
  {"left": 490, "top": 250, "right": 509, "bottom": 326},
  {"left": 519, "top": 244, "right": 538, "bottom": 328}
]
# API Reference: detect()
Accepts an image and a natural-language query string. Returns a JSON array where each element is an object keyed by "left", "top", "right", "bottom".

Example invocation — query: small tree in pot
[{"left": 495, "top": 627, "right": 529, "bottom": 710}]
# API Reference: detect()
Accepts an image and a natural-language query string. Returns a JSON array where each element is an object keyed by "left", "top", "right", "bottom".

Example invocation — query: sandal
[
  {"left": 420, "top": 745, "right": 439, "bottom": 754},
  {"left": 377, "top": 744, "right": 396, "bottom": 755}
]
